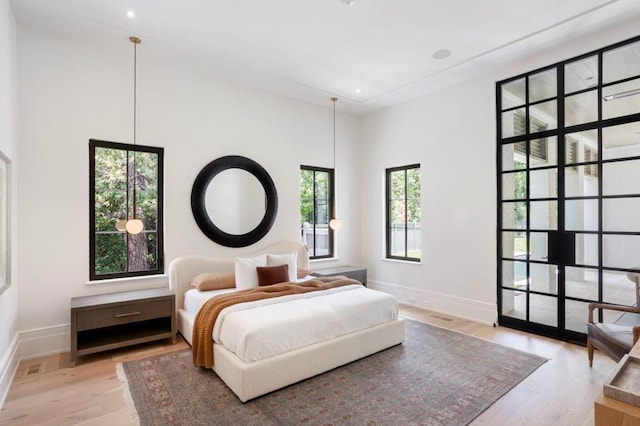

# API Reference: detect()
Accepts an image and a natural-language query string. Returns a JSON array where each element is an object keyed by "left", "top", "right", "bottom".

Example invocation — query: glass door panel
[
  {"left": 530, "top": 200, "right": 557, "bottom": 230},
  {"left": 603, "top": 270, "right": 638, "bottom": 306},
  {"left": 530, "top": 294, "right": 557, "bottom": 327},
  {"left": 566, "top": 266, "right": 598, "bottom": 300},
  {"left": 530, "top": 263, "right": 557, "bottom": 295},
  {"left": 499, "top": 36, "right": 640, "bottom": 343},
  {"left": 530, "top": 169, "right": 557, "bottom": 199},
  {"left": 603, "top": 122, "right": 640, "bottom": 159},
  {"left": 565, "top": 199, "right": 598, "bottom": 231},
  {"left": 565, "top": 300, "right": 590, "bottom": 333}
]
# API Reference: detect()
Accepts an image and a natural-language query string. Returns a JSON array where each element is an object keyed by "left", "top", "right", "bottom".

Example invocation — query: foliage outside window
[
  {"left": 300, "top": 166, "right": 334, "bottom": 259},
  {"left": 386, "top": 164, "right": 421, "bottom": 261},
  {"left": 90, "top": 139, "right": 164, "bottom": 280}
]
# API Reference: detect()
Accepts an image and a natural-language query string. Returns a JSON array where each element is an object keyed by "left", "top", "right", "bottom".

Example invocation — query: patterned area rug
[{"left": 117, "top": 319, "right": 547, "bottom": 425}]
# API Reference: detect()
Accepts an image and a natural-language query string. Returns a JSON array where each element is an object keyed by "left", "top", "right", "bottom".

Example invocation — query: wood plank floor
[{"left": 0, "top": 304, "right": 617, "bottom": 425}]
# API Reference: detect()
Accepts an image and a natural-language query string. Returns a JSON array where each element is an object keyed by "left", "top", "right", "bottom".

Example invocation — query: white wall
[
  {"left": 0, "top": 0, "right": 19, "bottom": 406},
  {"left": 360, "top": 16, "right": 640, "bottom": 324},
  {"left": 16, "top": 26, "right": 361, "bottom": 356}
]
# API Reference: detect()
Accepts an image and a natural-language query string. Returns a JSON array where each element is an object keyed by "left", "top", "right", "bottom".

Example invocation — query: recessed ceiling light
[
  {"left": 356, "top": 89, "right": 361, "bottom": 94},
  {"left": 342, "top": 0, "right": 355, "bottom": 6},
  {"left": 126, "top": 10, "right": 135, "bottom": 19},
  {"left": 432, "top": 49, "right": 451, "bottom": 60}
]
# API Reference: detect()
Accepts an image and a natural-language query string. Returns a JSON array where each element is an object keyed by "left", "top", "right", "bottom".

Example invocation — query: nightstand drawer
[{"left": 76, "top": 299, "right": 171, "bottom": 331}]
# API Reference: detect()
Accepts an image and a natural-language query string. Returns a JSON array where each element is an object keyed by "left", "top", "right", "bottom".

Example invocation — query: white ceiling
[{"left": 10, "top": 0, "right": 640, "bottom": 115}]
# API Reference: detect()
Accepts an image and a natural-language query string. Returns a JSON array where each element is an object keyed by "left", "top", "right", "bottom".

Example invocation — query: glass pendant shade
[
  {"left": 329, "top": 218, "right": 341, "bottom": 230},
  {"left": 125, "top": 218, "right": 144, "bottom": 234}
]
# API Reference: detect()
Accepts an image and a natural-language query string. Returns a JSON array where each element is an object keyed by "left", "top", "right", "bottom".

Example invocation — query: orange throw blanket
[{"left": 192, "top": 276, "right": 361, "bottom": 368}]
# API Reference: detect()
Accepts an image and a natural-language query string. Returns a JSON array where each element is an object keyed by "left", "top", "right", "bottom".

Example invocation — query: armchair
[{"left": 587, "top": 303, "right": 640, "bottom": 367}]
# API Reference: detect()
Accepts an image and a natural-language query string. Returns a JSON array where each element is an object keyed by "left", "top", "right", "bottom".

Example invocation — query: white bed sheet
[
  {"left": 217, "top": 284, "right": 398, "bottom": 363},
  {"left": 183, "top": 283, "right": 398, "bottom": 364}
]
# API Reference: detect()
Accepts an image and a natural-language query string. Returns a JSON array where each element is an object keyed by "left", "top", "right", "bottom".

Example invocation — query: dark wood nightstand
[
  {"left": 312, "top": 265, "right": 367, "bottom": 286},
  {"left": 70, "top": 288, "right": 176, "bottom": 367}
]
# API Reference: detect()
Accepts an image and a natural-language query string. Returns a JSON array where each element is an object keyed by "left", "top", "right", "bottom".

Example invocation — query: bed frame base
[{"left": 212, "top": 318, "right": 404, "bottom": 402}]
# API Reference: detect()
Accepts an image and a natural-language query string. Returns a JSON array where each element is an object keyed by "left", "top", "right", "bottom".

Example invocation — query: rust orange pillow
[
  {"left": 189, "top": 272, "right": 235, "bottom": 291},
  {"left": 256, "top": 264, "right": 290, "bottom": 286}
]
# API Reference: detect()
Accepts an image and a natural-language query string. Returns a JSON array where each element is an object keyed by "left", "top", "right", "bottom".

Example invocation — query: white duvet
[{"left": 184, "top": 284, "right": 398, "bottom": 363}]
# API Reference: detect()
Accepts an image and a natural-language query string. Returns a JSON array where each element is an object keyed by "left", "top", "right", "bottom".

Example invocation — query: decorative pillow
[
  {"left": 234, "top": 254, "right": 267, "bottom": 289},
  {"left": 189, "top": 272, "right": 235, "bottom": 291},
  {"left": 256, "top": 264, "right": 290, "bottom": 286},
  {"left": 267, "top": 252, "right": 297, "bottom": 282}
]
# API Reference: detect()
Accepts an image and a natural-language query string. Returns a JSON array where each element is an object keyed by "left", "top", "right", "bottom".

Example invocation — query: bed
[{"left": 168, "top": 240, "right": 405, "bottom": 402}]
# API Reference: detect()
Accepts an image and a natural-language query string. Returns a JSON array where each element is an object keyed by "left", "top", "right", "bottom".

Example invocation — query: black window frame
[
  {"left": 386, "top": 163, "right": 421, "bottom": 261},
  {"left": 300, "top": 165, "right": 335, "bottom": 259},
  {"left": 89, "top": 139, "right": 164, "bottom": 280}
]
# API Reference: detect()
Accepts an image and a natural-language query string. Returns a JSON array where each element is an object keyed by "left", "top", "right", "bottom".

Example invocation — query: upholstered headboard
[{"left": 168, "top": 240, "right": 310, "bottom": 315}]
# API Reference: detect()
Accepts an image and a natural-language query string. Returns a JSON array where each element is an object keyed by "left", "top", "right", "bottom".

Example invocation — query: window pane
[
  {"left": 565, "top": 165, "right": 599, "bottom": 198},
  {"left": 603, "top": 40, "right": 640, "bottom": 84},
  {"left": 529, "top": 68, "right": 557, "bottom": 103},
  {"left": 387, "top": 166, "right": 420, "bottom": 260},
  {"left": 501, "top": 142, "right": 526, "bottom": 171},
  {"left": 565, "top": 199, "right": 598, "bottom": 232},
  {"left": 530, "top": 137, "right": 557, "bottom": 168},
  {"left": 603, "top": 270, "right": 638, "bottom": 306},
  {"left": 530, "top": 263, "right": 557, "bottom": 295},
  {"left": 603, "top": 122, "right": 640, "bottom": 160},
  {"left": 603, "top": 160, "right": 640, "bottom": 195},
  {"left": 566, "top": 266, "right": 598, "bottom": 301},
  {"left": 300, "top": 167, "right": 334, "bottom": 258},
  {"left": 502, "top": 288, "right": 526, "bottom": 320},
  {"left": 501, "top": 108, "right": 526, "bottom": 138},
  {"left": 502, "top": 261, "right": 527, "bottom": 289},
  {"left": 565, "top": 90, "right": 598, "bottom": 126},
  {"left": 603, "top": 198, "right": 640, "bottom": 232},
  {"left": 502, "top": 201, "right": 526, "bottom": 229},
  {"left": 530, "top": 168, "right": 557, "bottom": 199},
  {"left": 91, "top": 141, "right": 163, "bottom": 280},
  {"left": 603, "top": 235, "right": 640, "bottom": 269},
  {"left": 502, "top": 231, "right": 527, "bottom": 258},
  {"left": 501, "top": 78, "right": 525, "bottom": 110},
  {"left": 502, "top": 172, "right": 526, "bottom": 201},
  {"left": 602, "top": 78, "right": 640, "bottom": 120},
  {"left": 530, "top": 200, "right": 557, "bottom": 230},
  {"left": 565, "top": 55, "right": 598, "bottom": 94},
  {"left": 529, "top": 100, "right": 556, "bottom": 131},
  {"left": 574, "top": 233, "right": 599, "bottom": 266},
  {"left": 530, "top": 294, "right": 557, "bottom": 327},
  {"left": 529, "top": 232, "right": 548, "bottom": 262}
]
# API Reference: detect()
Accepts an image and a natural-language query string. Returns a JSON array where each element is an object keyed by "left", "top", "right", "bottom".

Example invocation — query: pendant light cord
[{"left": 130, "top": 37, "right": 141, "bottom": 220}]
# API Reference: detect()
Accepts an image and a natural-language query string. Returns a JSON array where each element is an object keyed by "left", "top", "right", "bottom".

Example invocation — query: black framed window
[
  {"left": 386, "top": 164, "right": 421, "bottom": 261},
  {"left": 300, "top": 166, "right": 334, "bottom": 259},
  {"left": 90, "top": 139, "right": 164, "bottom": 280}
]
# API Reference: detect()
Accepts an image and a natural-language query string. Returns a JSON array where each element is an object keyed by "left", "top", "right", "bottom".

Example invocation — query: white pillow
[
  {"left": 234, "top": 254, "right": 267, "bottom": 289},
  {"left": 267, "top": 252, "right": 297, "bottom": 282}
]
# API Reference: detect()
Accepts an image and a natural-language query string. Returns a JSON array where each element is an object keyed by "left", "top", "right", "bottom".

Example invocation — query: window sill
[
  {"left": 310, "top": 257, "right": 339, "bottom": 264},
  {"left": 85, "top": 274, "right": 168, "bottom": 286},
  {"left": 380, "top": 258, "right": 422, "bottom": 265}
]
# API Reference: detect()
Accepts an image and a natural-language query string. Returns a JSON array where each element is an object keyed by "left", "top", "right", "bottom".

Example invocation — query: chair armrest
[
  {"left": 634, "top": 326, "right": 640, "bottom": 346},
  {"left": 588, "top": 302, "right": 640, "bottom": 323}
]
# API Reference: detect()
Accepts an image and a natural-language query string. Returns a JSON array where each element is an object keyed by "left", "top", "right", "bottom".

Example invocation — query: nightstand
[
  {"left": 70, "top": 288, "right": 176, "bottom": 367},
  {"left": 312, "top": 265, "right": 367, "bottom": 286}
]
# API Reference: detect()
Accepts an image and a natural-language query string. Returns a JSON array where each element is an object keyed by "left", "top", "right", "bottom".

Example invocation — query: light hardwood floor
[{"left": 0, "top": 304, "right": 617, "bottom": 425}]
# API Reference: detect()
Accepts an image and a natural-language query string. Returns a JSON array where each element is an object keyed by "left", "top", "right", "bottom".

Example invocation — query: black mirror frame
[{"left": 191, "top": 155, "right": 278, "bottom": 248}]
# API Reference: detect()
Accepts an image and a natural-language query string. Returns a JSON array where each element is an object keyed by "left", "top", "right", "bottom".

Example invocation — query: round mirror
[{"left": 191, "top": 155, "right": 278, "bottom": 247}]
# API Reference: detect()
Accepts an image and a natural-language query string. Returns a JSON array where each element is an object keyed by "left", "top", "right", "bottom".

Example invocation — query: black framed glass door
[{"left": 497, "top": 36, "right": 640, "bottom": 343}]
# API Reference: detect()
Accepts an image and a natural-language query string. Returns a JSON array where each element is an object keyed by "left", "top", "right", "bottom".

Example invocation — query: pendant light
[
  {"left": 329, "top": 96, "right": 341, "bottom": 231},
  {"left": 125, "top": 36, "right": 144, "bottom": 235}
]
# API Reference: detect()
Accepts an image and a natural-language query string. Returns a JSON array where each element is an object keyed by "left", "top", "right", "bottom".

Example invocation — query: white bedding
[{"left": 184, "top": 283, "right": 399, "bottom": 363}]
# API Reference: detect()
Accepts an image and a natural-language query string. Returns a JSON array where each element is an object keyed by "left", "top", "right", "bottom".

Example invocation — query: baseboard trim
[
  {"left": 0, "top": 324, "right": 70, "bottom": 409},
  {"left": 0, "top": 333, "right": 19, "bottom": 409},
  {"left": 369, "top": 279, "right": 497, "bottom": 325}
]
